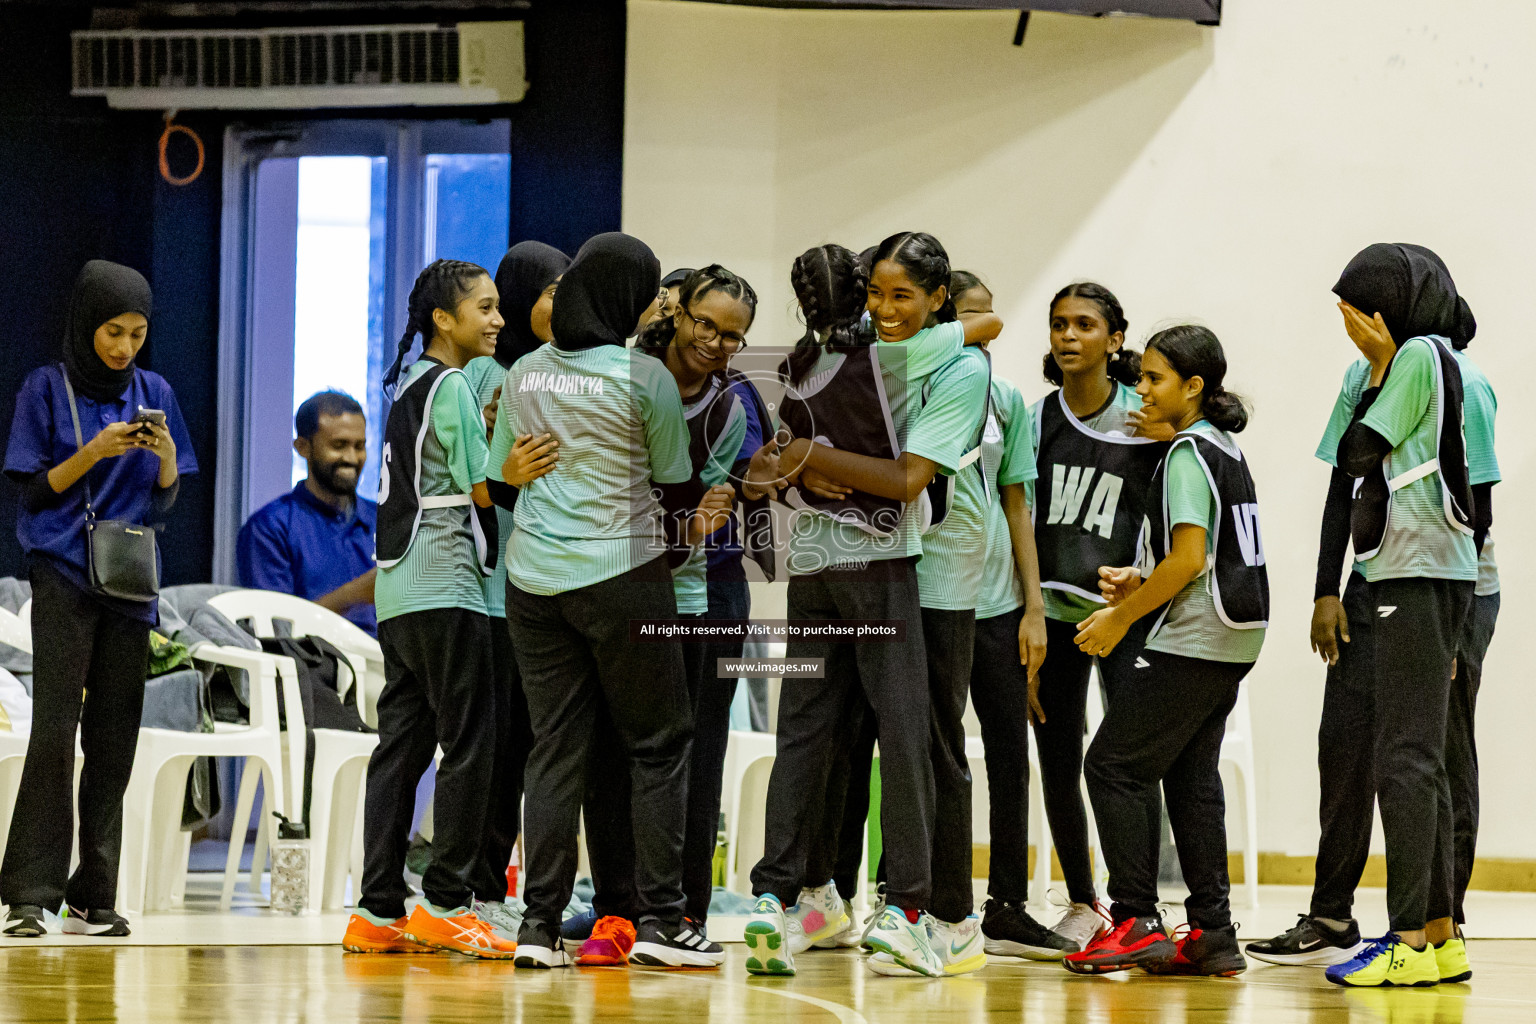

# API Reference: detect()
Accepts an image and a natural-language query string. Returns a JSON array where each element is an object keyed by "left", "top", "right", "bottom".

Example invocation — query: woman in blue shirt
[{"left": 1, "top": 261, "right": 196, "bottom": 938}]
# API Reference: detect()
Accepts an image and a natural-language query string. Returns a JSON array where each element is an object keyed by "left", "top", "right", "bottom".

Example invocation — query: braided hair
[
  {"left": 636, "top": 263, "right": 760, "bottom": 359},
  {"left": 382, "top": 258, "right": 489, "bottom": 391},
  {"left": 1044, "top": 281, "right": 1140, "bottom": 387},
  {"left": 869, "top": 231, "right": 957, "bottom": 324},
  {"left": 785, "top": 244, "right": 869, "bottom": 385}
]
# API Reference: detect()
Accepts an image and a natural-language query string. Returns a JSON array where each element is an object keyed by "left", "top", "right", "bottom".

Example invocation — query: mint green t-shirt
[
  {"left": 915, "top": 347, "right": 995, "bottom": 610},
  {"left": 1028, "top": 381, "right": 1149, "bottom": 623},
  {"left": 490, "top": 344, "right": 693, "bottom": 597},
  {"left": 1355, "top": 338, "right": 1477, "bottom": 582},
  {"left": 974, "top": 376, "right": 1038, "bottom": 619},
  {"left": 1144, "top": 420, "right": 1266, "bottom": 664},
  {"left": 783, "top": 321, "right": 985, "bottom": 576},
  {"left": 375, "top": 361, "right": 491, "bottom": 623},
  {"left": 1453, "top": 350, "right": 1500, "bottom": 596},
  {"left": 672, "top": 379, "right": 748, "bottom": 614},
  {"left": 463, "top": 355, "right": 515, "bottom": 618}
]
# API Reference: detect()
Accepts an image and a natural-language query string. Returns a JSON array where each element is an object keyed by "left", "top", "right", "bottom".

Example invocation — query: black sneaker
[
  {"left": 514, "top": 920, "right": 572, "bottom": 969},
  {"left": 1145, "top": 924, "right": 1247, "bottom": 976},
  {"left": 630, "top": 917, "right": 725, "bottom": 968},
  {"left": 62, "top": 906, "right": 131, "bottom": 937},
  {"left": 981, "top": 898, "right": 1075, "bottom": 961},
  {"left": 3, "top": 904, "right": 49, "bottom": 937},
  {"left": 1245, "top": 915, "right": 1368, "bottom": 967}
]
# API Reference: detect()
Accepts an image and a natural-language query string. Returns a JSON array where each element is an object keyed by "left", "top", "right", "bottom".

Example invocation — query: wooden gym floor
[{"left": 0, "top": 941, "right": 1531, "bottom": 1023}]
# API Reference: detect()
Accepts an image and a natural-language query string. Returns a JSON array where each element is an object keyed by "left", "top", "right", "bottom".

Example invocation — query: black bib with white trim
[
  {"left": 1033, "top": 388, "right": 1165, "bottom": 605},
  {"left": 1147, "top": 429, "right": 1269, "bottom": 633},
  {"left": 376, "top": 360, "right": 497, "bottom": 575},
  {"left": 1349, "top": 335, "right": 1474, "bottom": 561},
  {"left": 778, "top": 346, "right": 906, "bottom": 536}
]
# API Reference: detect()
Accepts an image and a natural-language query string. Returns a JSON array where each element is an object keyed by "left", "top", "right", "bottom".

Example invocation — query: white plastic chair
[
  {"left": 206, "top": 590, "right": 380, "bottom": 911},
  {"left": 1221, "top": 680, "right": 1260, "bottom": 908},
  {"left": 721, "top": 730, "right": 776, "bottom": 894},
  {"left": 120, "top": 643, "right": 297, "bottom": 913}
]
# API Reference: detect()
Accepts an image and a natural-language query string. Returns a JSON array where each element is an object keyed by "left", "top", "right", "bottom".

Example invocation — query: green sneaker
[
  {"left": 1325, "top": 935, "right": 1440, "bottom": 988},
  {"left": 744, "top": 895, "right": 795, "bottom": 976},
  {"left": 1434, "top": 937, "right": 1472, "bottom": 984}
]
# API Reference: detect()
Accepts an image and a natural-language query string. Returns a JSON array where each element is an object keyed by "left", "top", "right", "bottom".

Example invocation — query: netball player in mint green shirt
[
  {"left": 742, "top": 234, "right": 998, "bottom": 981},
  {"left": 1068, "top": 325, "right": 1263, "bottom": 979},
  {"left": 347, "top": 259, "right": 515, "bottom": 959},
  {"left": 493, "top": 233, "right": 732, "bottom": 970},
  {"left": 1321, "top": 243, "right": 1479, "bottom": 988}
]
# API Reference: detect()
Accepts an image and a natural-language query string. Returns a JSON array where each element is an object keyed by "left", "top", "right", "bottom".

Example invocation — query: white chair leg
[
  {"left": 1241, "top": 763, "right": 1260, "bottom": 909},
  {"left": 248, "top": 767, "right": 274, "bottom": 898},
  {"left": 146, "top": 756, "right": 192, "bottom": 911},
  {"left": 169, "top": 832, "right": 191, "bottom": 905},
  {"left": 306, "top": 765, "right": 335, "bottom": 916},
  {"left": 220, "top": 761, "right": 262, "bottom": 911},
  {"left": 118, "top": 752, "right": 159, "bottom": 916},
  {"left": 350, "top": 785, "right": 366, "bottom": 907}
]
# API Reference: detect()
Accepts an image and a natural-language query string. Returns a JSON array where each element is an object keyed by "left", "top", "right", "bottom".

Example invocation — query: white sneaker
[
  {"left": 865, "top": 906, "right": 944, "bottom": 978},
  {"left": 816, "top": 898, "right": 863, "bottom": 949},
  {"left": 473, "top": 898, "right": 523, "bottom": 943},
  {"left": 930, "top": 914, "right": 987, "bottom": 975},
  {"left": 858, "top": 883, "right": 889, "bottom": 950},
  {"left": 743, "top": 894, "right": 795, "bottom": 976},
  {"left": 787, "top": 882, "right": 848, "bottom": 953},
  {"left": 1051, "top": 902, "right": 1107, "bottom": 953}
]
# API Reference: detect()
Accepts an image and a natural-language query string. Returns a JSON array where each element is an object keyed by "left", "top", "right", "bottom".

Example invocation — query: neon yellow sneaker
[
  {"left": 1325, "top": 935, "right": 1439, "bottom": 988},
  {"left": 1434, "top": 937, "right": 1472, "bottom": 983}
]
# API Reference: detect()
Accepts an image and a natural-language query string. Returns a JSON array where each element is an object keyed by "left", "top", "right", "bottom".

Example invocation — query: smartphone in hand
[{"left": 132, "top": 407, "right": 166, "bottom": 434}]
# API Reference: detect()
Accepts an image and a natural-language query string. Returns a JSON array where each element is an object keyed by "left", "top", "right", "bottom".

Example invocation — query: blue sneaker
[
  {"left": 744, "top": 894, "right": 795, "bottom": 976},
  {"left": 561, "top": 907, "right": 599, "bottom": 942}
]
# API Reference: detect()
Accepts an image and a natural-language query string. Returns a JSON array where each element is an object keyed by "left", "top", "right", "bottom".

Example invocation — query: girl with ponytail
[
  {"left": 1066, "top": 324, "right": 1266, "bottom": 979},
  {"left": 345, "top": 258, "right": 517, "bottom": 959},
  {"left": 1023, "top": 281, "right": 1171, "bottom": 956}
]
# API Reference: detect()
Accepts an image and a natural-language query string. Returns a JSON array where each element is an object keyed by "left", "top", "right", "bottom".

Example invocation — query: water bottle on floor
[{"left": 269, "top": 813, "right": 311, "bottom": 915}]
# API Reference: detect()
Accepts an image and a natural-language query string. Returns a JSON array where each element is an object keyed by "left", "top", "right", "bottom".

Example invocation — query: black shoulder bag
[{"left": 61, "top": 365, "right": 160, "bottom": 602}]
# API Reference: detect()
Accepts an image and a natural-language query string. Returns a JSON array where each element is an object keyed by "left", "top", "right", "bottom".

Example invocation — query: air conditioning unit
[{"left": 70, "top": 21, "right": 527, "bottom": 109}]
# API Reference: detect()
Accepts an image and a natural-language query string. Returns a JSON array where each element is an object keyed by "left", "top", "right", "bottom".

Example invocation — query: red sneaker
[
  {"left": 578, "top": 916, "right": 638, "bottom": 966},
  {"left": 1144, "top": 924, "right": 1246, "bottom": 977},
  {"left": 1062, "top": 914, "right": 1176, "bottom": 974}
]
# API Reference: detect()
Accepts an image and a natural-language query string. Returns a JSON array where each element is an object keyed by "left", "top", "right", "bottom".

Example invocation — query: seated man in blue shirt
[{"left": 237, "top": 391, "right": 378, "bottom": 635}]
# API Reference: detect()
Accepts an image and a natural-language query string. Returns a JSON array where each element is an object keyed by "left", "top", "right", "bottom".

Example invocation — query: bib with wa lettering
[{"left": 1032, "top": 389, "right": 1164, "bottom": 605}]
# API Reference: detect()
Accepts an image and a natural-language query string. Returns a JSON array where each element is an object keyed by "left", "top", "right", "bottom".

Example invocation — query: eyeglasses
[{"left": 682, "top": 309, "right": 748, "bottom": 353}]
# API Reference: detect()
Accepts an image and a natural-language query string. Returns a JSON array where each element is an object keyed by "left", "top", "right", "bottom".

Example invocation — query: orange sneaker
[
  {"left": 403, "top": 904, "right": 518, "bottom": 959},
  {"left": 342, "top": 912, "right": 438, "bottom": 954},
  {"left": 578, "top": 916, "right": 638, "bottom": 966}
]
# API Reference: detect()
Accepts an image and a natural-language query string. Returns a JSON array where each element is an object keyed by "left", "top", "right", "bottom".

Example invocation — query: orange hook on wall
[{"left": 158, "top": 111, "right": 205, "bottom": 186}]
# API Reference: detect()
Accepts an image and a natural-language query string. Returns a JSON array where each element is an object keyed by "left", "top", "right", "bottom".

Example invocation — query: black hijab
[
  {"left": 550, "top": 232, "right": 661, "bottom": 352},
  {"left": 63, "top": 260, "right": 152, "bottom": 402},
  {"left": 1332, "top": 243, "right": 1475, "bottom": 350},
  {"left": 492, "top": 241, "right": 570, "bottom": 368}
]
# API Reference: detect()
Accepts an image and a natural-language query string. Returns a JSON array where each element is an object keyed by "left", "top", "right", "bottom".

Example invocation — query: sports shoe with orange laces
[
  {"left": 577, "top": 916, "right": 638, "bottom": 966},
  {"left": 342, "top": 911, "right": 439, "bottom": 954},
  {"left": 403, "top": 903, "right": 518, "bottom": 959},
  {"left": 1062, "top": 913, "right": 1175, "bottom": 974},
  {"left": 1144, "top": 923, "right": 1246, "bottom": 976}
]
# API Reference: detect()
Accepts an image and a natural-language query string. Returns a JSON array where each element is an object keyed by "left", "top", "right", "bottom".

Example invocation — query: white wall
[{"left": 623, "top": 0, "right": 1536, "bottom": 860}]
